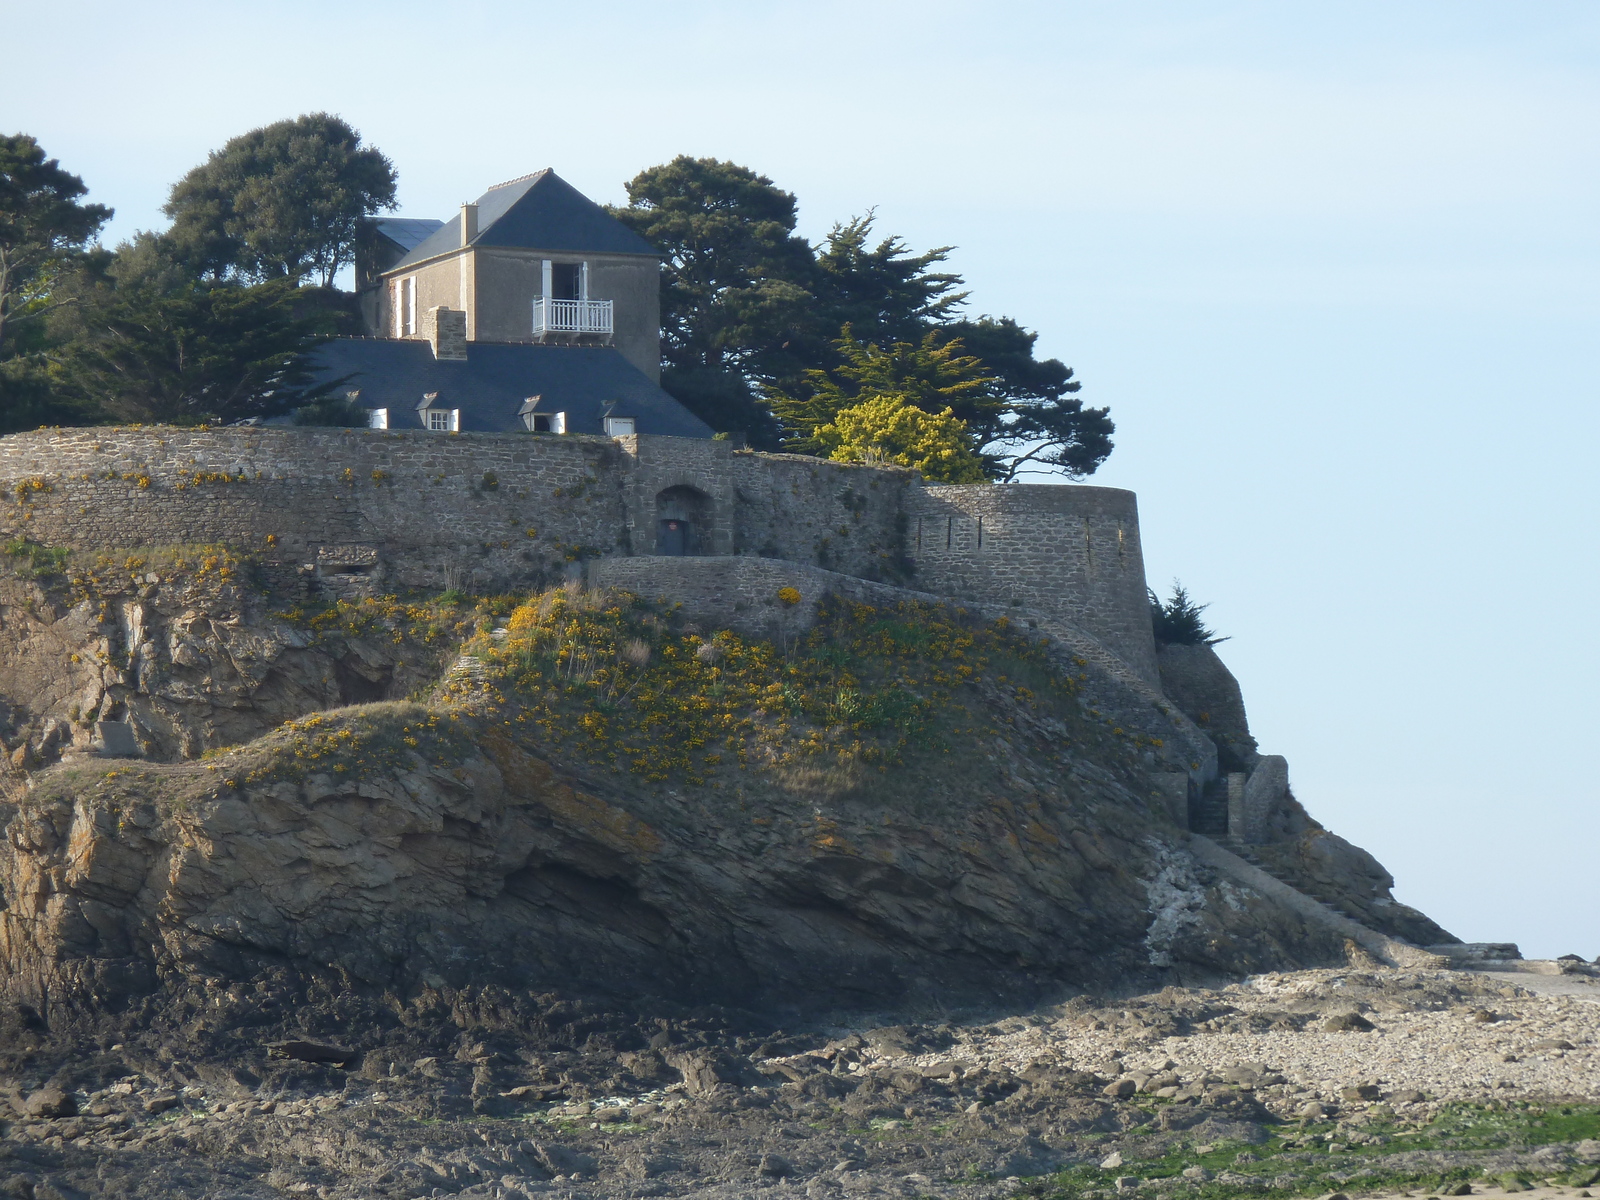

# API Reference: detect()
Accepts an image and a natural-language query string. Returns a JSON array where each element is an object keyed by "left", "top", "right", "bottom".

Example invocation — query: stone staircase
[
  {"left": 1218, "top": 835, "right": 1376, "bottom": 930},
  {"left": 1186, "top": 834, "right": 1448, "bottom": 969},
  {"left": 1188, "top": 778, "right": 1230, "bottom": 836}
]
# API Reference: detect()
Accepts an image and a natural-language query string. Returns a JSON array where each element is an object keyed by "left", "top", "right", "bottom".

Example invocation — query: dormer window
[
  {"left": 603, "top": 416, "right": 636, "bottom": 437},
  {"left": 417, "top": 392, "right": 460, "bottom": 432},
  {"left": 518, "top": 396, "right": 565, "bottom": 434}
]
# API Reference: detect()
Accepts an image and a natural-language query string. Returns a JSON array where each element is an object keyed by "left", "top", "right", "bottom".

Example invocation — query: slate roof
[
  {"left": 304, "top": 338, "right": 713, "bottom": 439},
  {"left": 387, "top": 170, "right": 658, "bottom": 273},
  {"left": 372, "top": 217, "right": 444, "bottom": 252}
]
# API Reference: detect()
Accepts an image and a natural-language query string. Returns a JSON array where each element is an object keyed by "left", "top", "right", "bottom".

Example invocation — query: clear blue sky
[{"left": 6, "top": 1, "right": 1597, "bottom": 957}]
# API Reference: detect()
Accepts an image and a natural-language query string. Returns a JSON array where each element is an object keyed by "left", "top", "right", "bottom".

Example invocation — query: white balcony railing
[{"left": 533, "top": 297, "right": 613, "bottom": 336}]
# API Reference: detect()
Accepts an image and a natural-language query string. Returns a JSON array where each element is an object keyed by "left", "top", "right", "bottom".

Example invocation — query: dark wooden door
[{"left": 657, "top": 519, "right": 690, "bottom": 555}]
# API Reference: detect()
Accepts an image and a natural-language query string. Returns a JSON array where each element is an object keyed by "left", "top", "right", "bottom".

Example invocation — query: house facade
[{"left": 313, "top": 171, "right": 705, "bottom": 439}]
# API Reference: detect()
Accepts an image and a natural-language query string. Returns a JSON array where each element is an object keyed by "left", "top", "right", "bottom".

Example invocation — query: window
[
  {"left": 419, "top": 399, "right": 459, "bottom": 432},
  {"left": 368, "top": 408, "right": 388, "bottom": 430},
  {"left": 525, "top": 412, "right": 566, "bottom": 434},
  {"left": 603, "top": 416, "right": 636, "bottom": 437},
  {"left": 543, "top": 260, "right": 588, "bottom": 302},
  {"left": 551, "top": 262, "right": 583, "bottom": 300},
  {"left": 395, "top": 276, "right": 417, "bottom": 336}
]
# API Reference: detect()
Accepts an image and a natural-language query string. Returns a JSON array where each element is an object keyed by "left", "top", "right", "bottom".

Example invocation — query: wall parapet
[{"left": 0, "top": 426, "right": 1159, "bottom": 686}]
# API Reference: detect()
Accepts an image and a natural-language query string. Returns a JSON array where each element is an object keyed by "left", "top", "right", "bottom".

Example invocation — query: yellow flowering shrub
[
  {"left": 464, "top": 587, "right": 1079, "bottom": 785},
  {"left": 814, "top": 394, "right": 988, "bottom": 483}
]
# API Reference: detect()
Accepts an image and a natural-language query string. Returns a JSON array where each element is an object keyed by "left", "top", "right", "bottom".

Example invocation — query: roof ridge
[{"left": 484, "top": 168, "right": 551, "bottom": 193}]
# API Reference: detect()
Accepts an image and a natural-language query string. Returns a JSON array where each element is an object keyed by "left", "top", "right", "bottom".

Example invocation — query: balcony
[{"left": 533, "top": 297, "right": 613, "bottom": 336}]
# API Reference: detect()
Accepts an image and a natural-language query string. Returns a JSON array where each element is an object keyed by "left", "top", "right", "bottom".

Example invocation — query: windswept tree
[
  {"left": 770, "top": 323, "right": 1113, "bottom": 480},
  {"left": 59, "top": 276, "right": 337, "bottom": 425},
  {"left": 610, "top": 156, "right": 815, "bottom": 445},
  {"left": 939, "top": 315, "right": 1113, "bottom": 479},
  {"left": 810, "top": 212, "right": 967, "bottom": 348},
  {"left": 164, "top": 113, "right": 396, "bottom": 286},
  {"left": 1149, "top": 581, "right": 1227, "bottom": 647},
  {"left": 614, "top": 157, "right": 1112, "bottom": 477},
  {"left": 0, "top": 134, "right": 111, "bottom": 362}
]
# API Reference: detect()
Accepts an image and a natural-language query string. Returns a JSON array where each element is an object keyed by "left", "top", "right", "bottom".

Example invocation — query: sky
[{"left": 5, "top": 0, "right": 1597, "bottom": 958}]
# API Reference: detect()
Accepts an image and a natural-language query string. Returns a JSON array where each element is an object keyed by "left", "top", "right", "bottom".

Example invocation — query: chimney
[
  {"left": 427, "top": 306, "right": 468, "bottom": 361},
  {"left": 460, "top": 203, "right": 478, "bottom": 246}
]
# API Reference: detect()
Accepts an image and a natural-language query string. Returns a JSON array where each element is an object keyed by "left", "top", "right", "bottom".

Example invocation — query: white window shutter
[
  {"left": 450, "top": 409, "right": 461, "bottom": 432},
  {"left": 368, "top": 408, "right": 388, "bottom": 430}
]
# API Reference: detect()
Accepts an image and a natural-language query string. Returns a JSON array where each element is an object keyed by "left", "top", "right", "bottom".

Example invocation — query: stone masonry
[{"left": 0, "top": 425, "right": 1159, "bottom": 684}]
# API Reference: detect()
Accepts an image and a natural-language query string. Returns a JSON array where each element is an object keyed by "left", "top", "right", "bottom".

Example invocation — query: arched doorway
[{"left": 655, "top": 485, "right": 711, "bottom": 556}]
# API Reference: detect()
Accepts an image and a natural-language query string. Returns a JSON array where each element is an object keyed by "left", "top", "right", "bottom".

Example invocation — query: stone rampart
[
  {"left": 907, "top": 483, "right": 1159, "bottom": 683},
  {"left": 0, "top": 426, "right": 627, "bottom": 593},
  {"left": 0, "top": 426, "right": 1158, "bottom": 683},
  {"left": 727, "top": 450, "right": 912, "bottom": 581}
]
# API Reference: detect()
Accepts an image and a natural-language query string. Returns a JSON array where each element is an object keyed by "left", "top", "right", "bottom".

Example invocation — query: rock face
[
  {"left": 1156, "top": 642, "right": 1257, "bottom": 771},
  {"left": 0, "top": 561, "right": 1455, "bottom": 1020},
  {"left": 0, "top": 703, "right": 1359, "bottom": 1019},
  {"left": 0, "top": 567, "right": 458, "bottom": 771}
]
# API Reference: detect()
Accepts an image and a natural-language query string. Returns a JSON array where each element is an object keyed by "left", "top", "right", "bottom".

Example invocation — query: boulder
[
  {"left": 1323, "top": 1012, "right": 1375, "bottom": 1032},
  {"left": 90, "top": 721, "right": 140, "bottom": 758},
  {"left": 1340, "top": 1084, "right": 1382, "bottom": 1102},
  {"left": 22, "top": 1086, "right": 75, "bottom": 1119}
]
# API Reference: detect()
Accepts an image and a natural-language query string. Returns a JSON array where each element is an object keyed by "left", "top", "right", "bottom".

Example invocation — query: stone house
[{"left": 311, "top": 170, "right": 710, "bottom": 439}]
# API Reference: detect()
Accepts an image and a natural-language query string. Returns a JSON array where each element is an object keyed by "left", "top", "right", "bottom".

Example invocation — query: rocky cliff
[{"left": 0, "top": 564, "right": 1451, "bottom": 1022}]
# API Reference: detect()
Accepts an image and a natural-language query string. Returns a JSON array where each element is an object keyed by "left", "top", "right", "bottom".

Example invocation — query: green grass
[
  {"left": 4, "top": 538, "right": 70, "bottom": 578},
  {"left": 1019, "top": 1102, "right": 1600, "bottom": 1200}
]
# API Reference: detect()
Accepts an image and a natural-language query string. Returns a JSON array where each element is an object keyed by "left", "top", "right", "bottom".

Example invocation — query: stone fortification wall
[
  {"left": 906, "top": 484, "right": 1160, "bottom": 684},
  {"left": 615, "top": 434, "right": 737, "bottom": 556},
  {"left": 0, "top": 427, "right": 629, "bottom": 593},
  {"left": 727, "top": 450, "right": 911, "bottom": 581},
  {"left": 0, "top": 427, "right": 1158, "bottom": 685}
]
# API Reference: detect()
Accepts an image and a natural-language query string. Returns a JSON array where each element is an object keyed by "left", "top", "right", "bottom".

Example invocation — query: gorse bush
[
  {"left": 279, "top": 592, "right": 494, "bottom": 647},
  {"left": 457, "top": 586, "right": 1078, "bottom": 784}
]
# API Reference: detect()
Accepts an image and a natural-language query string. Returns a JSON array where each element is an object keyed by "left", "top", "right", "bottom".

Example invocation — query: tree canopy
[
  {"left": 0, "top": 133, "right": 112, "bottom": 362},
  {"left": 163, "top": 113, "right": 396, "bottom": 286},
  {"left": 1149, "top": 582, "right": 1227, "bottom": 647},
  {"left": 57, "top": 275, "right": 337, "bottom": 425},
  {"left": 0, "top": 134, "right": 114, "bottom": 431},
  {"left": 610, "top": 157, "right": 814, "bottom": 447},
  {"left": 612, "top": 158, "right": 1113, "bottom": 478},
  {"left": 772, "top": 326, "right": 991, "bottom": 453},
  {"left": 0, "top": 122, "right": 382, "bottom": 431}
]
